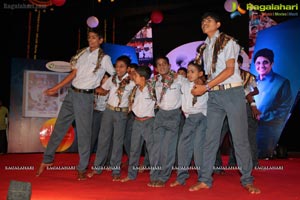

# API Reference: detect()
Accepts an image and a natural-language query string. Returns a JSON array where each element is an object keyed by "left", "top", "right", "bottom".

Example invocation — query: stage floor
[{"left": 1, "top": 153, "right": 300, "bottom": 200}]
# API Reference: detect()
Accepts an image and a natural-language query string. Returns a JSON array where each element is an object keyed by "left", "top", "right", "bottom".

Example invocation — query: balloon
[
  {"left": 87, "top": 16, "right": 99, "bottom": 28},
  {"left": 224, "top": 0, "right": 238, "bottom": 12},
  {"left": 237, "top": 4, "right": 246, "bottom": 14},
  {"left": 230, "top": 10, "right": 241, "bottom": 19},
  {"left": 51, "top": 0, "right": 66, "bottom": 6},
  {"left": 151, "top": 10, "right": 163, "bottom": 24}
]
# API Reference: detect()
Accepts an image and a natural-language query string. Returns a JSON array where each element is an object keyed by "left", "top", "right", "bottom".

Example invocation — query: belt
[
  {"left": 106, "top": 104, "right": 128, "bottom": 112},
  {"left": 71, "top": 85, "right": 94, "bottom": 94},
  {"left": 211, "top": 83, "right": 243, "bottom": 91},
  {"left": 135, "top": 116, "right": 153, "bottom": 121}
]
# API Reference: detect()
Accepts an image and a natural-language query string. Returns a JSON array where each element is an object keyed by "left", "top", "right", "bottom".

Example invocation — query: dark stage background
[{"left": 1, "top": 0, "right": 251, "bottom": 106}]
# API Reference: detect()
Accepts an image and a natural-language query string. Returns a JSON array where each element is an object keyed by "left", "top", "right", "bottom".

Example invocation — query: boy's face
[
  {"left": 187, "top": 64, "right": 203, "bottom": 82},
  {"left": 156, "top": 58, "right": 170, "bottom": 76},
  {"left": 115, "top": 60, "right": 128, "bottom": 77},
  {"left": 177, "top": 69, "right": 187, "bottom": 78},
  {"left": 128, "top": 67, "right": 136, "bottom": 80},
  {"left": 201, "top": 16, "right": 220, "bottom": 35},
  {"left": 133, "top": 73, "right": 145, "bottom": 85},
  {"left": 88, "top": 32, "right": 103, "bottom": 50}
]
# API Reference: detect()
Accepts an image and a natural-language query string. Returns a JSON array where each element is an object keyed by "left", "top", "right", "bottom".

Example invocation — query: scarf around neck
[
  {"left": 207, "top": 32, "right": 237, "bottom": 78},
  {"left": 69, "top": 47, "right": 106, "bottom": 73},
  {"left": 151, "top": 71, "right": 175, "bottom": 103},
  {"left": 128, "top": 82, "right": 157, "bottom": 112},
  {"left": 112, "top": 74, "right": 131, "bottom": 107}
]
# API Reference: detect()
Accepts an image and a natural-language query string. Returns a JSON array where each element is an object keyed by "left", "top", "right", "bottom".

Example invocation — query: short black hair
[
  {"left": 135, "top": 65, "right": 152, "bottom": 80},
  {"left": 253, "top": 48, "right": 274, "bottom": 63},
  {"left": 116, "top": 55, "right": 131, "bottom": 66},
  {"left": 129, "top": 63, "right": 138, "bottom": 70},
  {"left": 154, "top": 55, "right": 169, "bottom": 67},
  {"left": 188, "top": 60, "right": 205, "bottom": 74},
  {"left": 177, "top": 67, "right": 187, "bottom": 74},
  {"left": 201, "top": 12, "right": 221, "bottom": 23},
  {"left": 88, "top": 27, "right": 103, "bottom": 38}
]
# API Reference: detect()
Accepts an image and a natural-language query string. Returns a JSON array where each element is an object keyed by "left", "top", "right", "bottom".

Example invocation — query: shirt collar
[
  {"left": 87, "top": 47, "right": 99, "bottom": 54},
  {"left": 117, "top": 73, "right": 129, "bottom": 83},
  {"left": 204, "top": 30, "right": 220, "bottom": 45},
  {"left": 257, "top": 70, "right": 275, "bottom": 82}
]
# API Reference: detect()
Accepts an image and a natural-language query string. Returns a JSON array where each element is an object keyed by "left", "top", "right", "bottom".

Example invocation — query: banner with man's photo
[{"left": 248, "top": 0, "right": 300, "bottom": 158}]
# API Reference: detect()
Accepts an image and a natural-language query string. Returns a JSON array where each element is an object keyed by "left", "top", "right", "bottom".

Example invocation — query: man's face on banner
[{"left": 255, "top": 56, "right": 273, "bottom": 77}]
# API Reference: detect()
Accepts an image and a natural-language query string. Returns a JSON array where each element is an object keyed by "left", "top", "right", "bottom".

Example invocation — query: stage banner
[
  {"left": 127, "top": 22, "right": 153, "bottom": 67},
  {"left": 22, "top": 70, "right": 69, "bottom": 118}
]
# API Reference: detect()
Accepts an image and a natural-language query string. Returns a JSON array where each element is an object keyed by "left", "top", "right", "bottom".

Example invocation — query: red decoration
[
  {"left": 151, "top": 10, "right": 163, "bottom": 24},
  {"left": 51, "top": 0, "right": 66, "bottom": 6}
]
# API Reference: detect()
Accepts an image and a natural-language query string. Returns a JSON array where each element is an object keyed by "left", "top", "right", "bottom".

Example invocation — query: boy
[
  {"left": 191, "top": 12, "right": 260, "bottom": 194},
  {"left": 36, "top": 28, "right": 115, "bottom": 180},
  {"left": 148, "top": 56, "right": 185, "bottom": 187},
  {"left": 121, "top": 65, "right": 158, "bottom": 184},
  {"left": 88, "top": 55, "right": 135, "bottom": 181}
]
